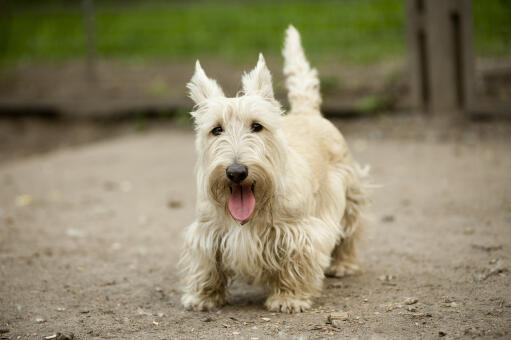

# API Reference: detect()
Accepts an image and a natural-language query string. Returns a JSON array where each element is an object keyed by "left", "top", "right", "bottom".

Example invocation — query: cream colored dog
[{"left": 180, "top": 25, "right": 370, "bottom": 313}]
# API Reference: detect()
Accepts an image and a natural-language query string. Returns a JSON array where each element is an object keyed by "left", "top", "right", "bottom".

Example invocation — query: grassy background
[{"left": 0, "top": 0, "right": 510, "bottom": 65}]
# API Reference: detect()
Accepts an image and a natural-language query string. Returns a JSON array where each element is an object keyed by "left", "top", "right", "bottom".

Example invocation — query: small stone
[
  {"left": 382, "top": 215, "right": 395, "bottom": 223},
  {"left": 167, "top": 200, "right": 183, "bottom": 209},
  {"left": 438, "top": 331, "right": 446, "bottom": 337},
  {"left": 56, "top": 333, "right": 74, "bottom": 340},
  {"left": 35, "top": 317, "right": 46, "bottom": 323},
  {"left": 80, "top": 309, "right": 90, "bottom": 314},
  {"left": 440, "top": 301, "right": 456, "bottom": 307},
  {"left": 441, "top": 296, "right": 455, "bottom": 303},
  {"left": 328, "top": 311, "right": 349, "bottom": 328},
  {"left": 152, "top": 320, "right": 159, "bottom": 326},
  {"left": 403, "top": 297, "right": 418, "bottom": 305},
  {"left": 44, "top": 335, "right": 57, "bottom": 340},
  {"left": 56, "top": 307, "right": 66, "bottom": 312},
  {"left": 232, "top": 331, "right": 240, "bottom": 335},
  {"left": 477, "top": 259, "right": 506, "bottom": 281},
  {"left": 378, "top": 274, "right": 394, "bottom": 281},
  {"left": 382, "top": 302, "right": 402, "bottom": 312},
  {"left": 261, "top": 317, "right": 271, "bottom": 322}
]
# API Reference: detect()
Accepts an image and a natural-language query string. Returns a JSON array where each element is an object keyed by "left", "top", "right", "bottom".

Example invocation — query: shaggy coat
[{"left": 180, "top": 25, "right": 369, "bottom": 313}]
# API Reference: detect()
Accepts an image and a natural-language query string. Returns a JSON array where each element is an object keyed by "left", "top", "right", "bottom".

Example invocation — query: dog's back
[{"left": 281, "top": 25, "right": 369, "bottom": 244}]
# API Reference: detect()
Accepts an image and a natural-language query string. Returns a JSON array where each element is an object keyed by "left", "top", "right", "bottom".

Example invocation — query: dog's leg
[
  {"left": 325, "top": 227, "right": 362, "bottom": 277},
  {"left": 325, "top": 165, "right": 369, "bottom": 278},
  {"left": 263, "top": 220, "right": 329, "bottom": 313},
  {"left": 264, "top": 274, "right": 318, "bottom": 313},
  {"left": 180, "top": 222, "right": 227, "bottom": 311}
]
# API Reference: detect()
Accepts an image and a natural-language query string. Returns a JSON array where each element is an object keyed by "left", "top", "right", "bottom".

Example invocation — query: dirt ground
[{"left": 0, "top": 114, "right": 510, "bottom": 339}]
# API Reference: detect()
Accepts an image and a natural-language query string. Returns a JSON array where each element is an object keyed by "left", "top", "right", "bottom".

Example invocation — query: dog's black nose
[{"left": 226, "top": 163, "right": 248, "bottom": 183}]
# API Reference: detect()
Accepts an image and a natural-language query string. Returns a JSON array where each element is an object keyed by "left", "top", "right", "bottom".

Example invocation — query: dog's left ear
[
  {"left": 187, "top": 61, "right": 225, "bottom": 105},
  {"left": 242, "top": 53, "right": 275, "bottom": 100}
]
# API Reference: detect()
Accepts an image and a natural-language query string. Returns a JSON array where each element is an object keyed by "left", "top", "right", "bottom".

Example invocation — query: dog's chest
[{"left": 220, "top": 225, "right": 274, "bottom": 281}]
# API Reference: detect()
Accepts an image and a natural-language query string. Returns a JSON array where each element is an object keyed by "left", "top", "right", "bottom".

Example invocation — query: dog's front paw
[
  {"left": 182, "top": 293, "right": 225, "bottom": 312},
  {"left": 325, "top": 261, "right": 361, "bottom": 278},
  {"left": 265, "top": 295, "right": 311, "bottom": 313}
]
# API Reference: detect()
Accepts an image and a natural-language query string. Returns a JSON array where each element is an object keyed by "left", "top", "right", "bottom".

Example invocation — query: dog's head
[{"left": 188, "top": 54, "right": 286, "bottom": 224}]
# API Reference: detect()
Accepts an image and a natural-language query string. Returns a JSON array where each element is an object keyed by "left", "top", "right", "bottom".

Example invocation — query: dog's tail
[{"left": 283, "top": 25, "right": 322, "bottom": 115}]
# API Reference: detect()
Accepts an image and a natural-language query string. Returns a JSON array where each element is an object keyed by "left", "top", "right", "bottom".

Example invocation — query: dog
[{"left": 180, "top": 25, "right": 370, "bottom": 313}]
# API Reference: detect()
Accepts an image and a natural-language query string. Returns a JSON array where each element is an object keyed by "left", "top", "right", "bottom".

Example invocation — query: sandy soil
[{"left": 0, "top": 115, "right": 510, "bottom": 339}]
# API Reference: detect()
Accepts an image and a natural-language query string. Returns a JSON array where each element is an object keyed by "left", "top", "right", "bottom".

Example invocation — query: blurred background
[
  {"left": 1, "top": 2, "right": 511, "bottom": 338},
  {"left": 0, "top": 0, "right": 510, "bottom": 160}
]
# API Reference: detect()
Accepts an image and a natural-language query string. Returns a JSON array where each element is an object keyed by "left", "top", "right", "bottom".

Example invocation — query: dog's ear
[
  {"left": 187, "top": 61, "right": 225, "bottom": 105},
  {"left": 242, "top": 53, "right": 274, "bottom": 99}
]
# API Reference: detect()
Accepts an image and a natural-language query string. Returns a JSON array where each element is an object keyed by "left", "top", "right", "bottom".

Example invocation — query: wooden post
[{"left": 406, "top": 0, "right": 475, "bottom": 114}]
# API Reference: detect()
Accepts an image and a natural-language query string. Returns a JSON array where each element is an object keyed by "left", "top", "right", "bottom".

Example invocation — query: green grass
[
  {"left": 0, "top": 0, "right": 509, "bottom": 66},
  {"left": 1, "top": 0, "right": 404, "bottom": 65},
  {"left": 473, "top": 0, "right": 511, "bottom": 58}
]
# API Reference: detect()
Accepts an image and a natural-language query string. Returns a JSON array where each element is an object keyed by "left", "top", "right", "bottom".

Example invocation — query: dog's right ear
[
  {"left": 187, "top": 61, "right": 225, "bottom": 105},
  {"left": 242, "top": 53, "right": 274, "bottom": 100}
]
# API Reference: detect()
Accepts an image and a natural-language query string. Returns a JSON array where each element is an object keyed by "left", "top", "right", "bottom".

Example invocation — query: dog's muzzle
[{"left": 226, "top": 163, "right": 255, "bottom": 223}]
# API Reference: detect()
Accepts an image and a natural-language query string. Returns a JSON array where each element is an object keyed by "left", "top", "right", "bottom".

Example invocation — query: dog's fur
[{"left": 180, "top": 25, "right": 370, "bottom": 313}]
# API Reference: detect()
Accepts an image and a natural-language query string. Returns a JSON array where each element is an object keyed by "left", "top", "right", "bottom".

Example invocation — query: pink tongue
[{"left": 228, "top": 184, "right": 256, "bottom": 222}]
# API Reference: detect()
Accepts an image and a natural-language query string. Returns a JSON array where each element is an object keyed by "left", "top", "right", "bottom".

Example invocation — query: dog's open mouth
[{"left": 228, "top": 182, "right": 255, "bottom": 223}]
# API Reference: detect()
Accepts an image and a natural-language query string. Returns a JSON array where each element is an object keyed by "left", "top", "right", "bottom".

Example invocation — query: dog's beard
[{"left": 207, "top": 163, "right": 276, "bottom": 224}]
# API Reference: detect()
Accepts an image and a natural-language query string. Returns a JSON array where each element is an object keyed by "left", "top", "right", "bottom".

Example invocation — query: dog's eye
[
  {"left": 251, "top": 123, "right": 263, "bottom": 132},
  {"left": 211, "top": 126, "right": 223, "bottom": 136}
]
